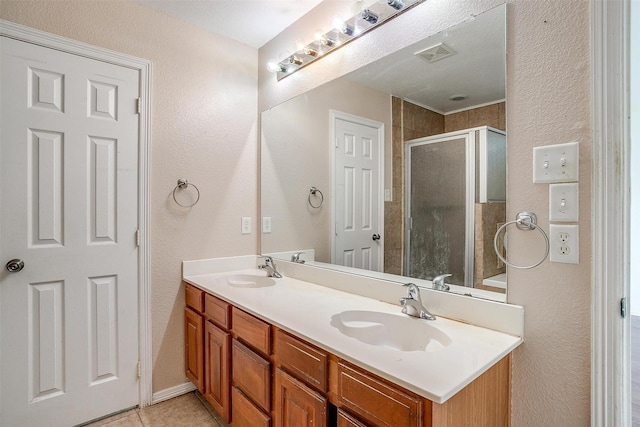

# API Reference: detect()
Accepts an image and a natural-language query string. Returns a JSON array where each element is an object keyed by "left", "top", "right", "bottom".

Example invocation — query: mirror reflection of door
[{"left": 333, "top": 113, "right": 383, "bottom": 271}]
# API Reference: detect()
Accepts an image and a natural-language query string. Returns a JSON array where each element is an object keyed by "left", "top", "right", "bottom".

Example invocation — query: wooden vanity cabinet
[{"left": 185, "top": 283, "right": 511, "bottom": 427}]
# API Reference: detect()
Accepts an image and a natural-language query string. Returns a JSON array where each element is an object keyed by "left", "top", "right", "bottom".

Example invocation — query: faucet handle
[
  {"left": 403, "top": 282, "right": 420, "bottom": 299},
  {"left": 432, "top": 274, "right": 452, "bottom": 291}
]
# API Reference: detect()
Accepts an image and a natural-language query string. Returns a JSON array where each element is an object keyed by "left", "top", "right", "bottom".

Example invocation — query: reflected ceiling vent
[{"left": 415, "top": 43, "right": 456, "bottom": 63}]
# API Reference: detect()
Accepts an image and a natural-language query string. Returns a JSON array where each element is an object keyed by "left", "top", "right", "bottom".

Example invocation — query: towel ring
[
  {"left": 172, "top": 179, "right": 200, "bottom": 208},
  {"left": 493, "top": 212, "right": 550, "bottom": 270},
  {"left": 308, "top": 186, "right": 324, "bottom": 209}
]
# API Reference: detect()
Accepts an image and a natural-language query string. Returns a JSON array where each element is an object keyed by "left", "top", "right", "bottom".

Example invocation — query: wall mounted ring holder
[
  {"left": 308, "top": 186, "right": 324, "bottom": 208},
  {"left": 493, "top": 211, "right": 550, "bottom": 269},
  {"left": 172, "top": 179, "right": 200, "bottom": 208}
]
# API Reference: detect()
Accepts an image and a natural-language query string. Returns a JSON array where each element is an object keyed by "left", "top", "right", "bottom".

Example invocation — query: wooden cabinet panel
[
  {"left": 337, "top": 409, "right": 368, "bottom": 427},
  {"left": 184, "top": 307, "right": 204, "bottom": 392},
  {"left": 336, "top": 361, "right": 423, "bottom": 427},
  {"left": 185, "top": 282, "right": 204, "bottom": 313},
  {"left": 274, "top": 368, "right": 327, "bottom": 427},
  {"left": 232, "top": 387, "right": 271, "bottom": 427},
  {"left": 232, "top": 307, "right": 271, "bottom": 356},
  {"left": 204, "top": 293, "right": 230, "bottom": 330},
  {"left": 204, "top": 321, "right": 231, "bottom": 423},
  {"left": 232, "top": 339, "right": 271, "bottom": 412},
  {"left": 274, "top": 329, "right": 328, "bottom": 392}
]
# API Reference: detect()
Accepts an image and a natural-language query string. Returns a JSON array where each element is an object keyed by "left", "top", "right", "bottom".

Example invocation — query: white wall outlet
[
  {"left": 532, "top": 141, "right": 579, "bottom": 183},
  {"left": 262, "top": 216, "right": 272, "bottom": 233},
  {"left": 241, "top": 217, "right": 251, "bottom": 234},
  {"left": 549, "top": 183, "right": 579, "bottom": 222},
  {"left": 384, "top": 189, "right": 392, "bottom": 202},
  {"left": 549, "top": 224, "right": 579, "bottom": 264}
]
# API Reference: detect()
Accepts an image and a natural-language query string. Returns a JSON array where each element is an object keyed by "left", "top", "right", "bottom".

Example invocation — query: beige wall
[
  {"left": 0, "top": 1, "right": 259, "bottom": 392},
  {"left": 259, "top": 0, "right": 592, "bottom": 425}
]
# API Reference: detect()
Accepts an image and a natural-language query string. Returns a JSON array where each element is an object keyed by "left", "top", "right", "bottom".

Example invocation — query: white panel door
[
  {"left": 334, "top": 117, "right": 382, "bottom": 271},
  {"left": 1, "top": 37, "right": 140, "bottom": 426}
]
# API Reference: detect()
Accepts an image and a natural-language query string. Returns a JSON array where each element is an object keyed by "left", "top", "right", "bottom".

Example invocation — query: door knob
[
  {"left": 5, "top": 259, "right": 24, "bottom": 273},
  {"left": 372, "top": 233, "right": 381, "bottom": 241}
]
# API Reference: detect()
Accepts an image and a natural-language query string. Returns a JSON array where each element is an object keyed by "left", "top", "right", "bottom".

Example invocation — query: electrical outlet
[
  {"left": 549, "top": 224, "right": 579, "bottom": 264},
  {"left": 533, "top": 142, "right": 579, "bottom": 183},
  {"left": 241, "top": 217, "right": 251, "bottom": 234}
]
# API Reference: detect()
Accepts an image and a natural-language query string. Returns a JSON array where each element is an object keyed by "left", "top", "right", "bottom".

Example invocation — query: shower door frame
[{"left": 404, "top": 129, "right": 476, "bottom": 287}]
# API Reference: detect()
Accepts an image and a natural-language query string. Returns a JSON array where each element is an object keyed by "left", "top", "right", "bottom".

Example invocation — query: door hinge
[
  {"left": 621, "top": 297, "right": 627, "bottom": 318},
  {"left": 137, "top": 361, "right": 142, "bottom": 379},
  {"left": 135, "top": 229, "right": 141, "bottom": 247},
  {"left": 136, "top": 97, "right": 141, "bottom": 114},
  {"left": 335, "top": 138, "right": 339, "bottom": 148}
]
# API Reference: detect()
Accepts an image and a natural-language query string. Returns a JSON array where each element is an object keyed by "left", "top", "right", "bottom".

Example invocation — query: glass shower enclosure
[{"left": 404, "top": 126, "right": 506, "bottom": 287}]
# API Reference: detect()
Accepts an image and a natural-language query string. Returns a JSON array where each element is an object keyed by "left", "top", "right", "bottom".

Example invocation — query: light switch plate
[
  {"left": 241, "top": 217, "right": 251, "bottom": 234},
  {"left": 549, "top": 183, "right": 579, "bottom": 222},
  {"left": 533, "top": 142, "right": 579, "bottom": 183},
  {"left": 262, "top": 216, "right": 272, "bottom": 234}
]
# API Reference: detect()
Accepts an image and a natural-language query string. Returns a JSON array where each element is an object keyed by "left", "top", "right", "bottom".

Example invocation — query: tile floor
[{"left": 83, "top": 392, "right": 229, "bottom": 427}]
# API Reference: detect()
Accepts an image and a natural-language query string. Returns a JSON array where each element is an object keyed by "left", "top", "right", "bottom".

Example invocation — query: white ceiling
[
  {"left": 130, "top": 0, "right": 325, "bottom": 48},
  {"left": 345, "top": 5, "right": 505, "bottom": 113}
]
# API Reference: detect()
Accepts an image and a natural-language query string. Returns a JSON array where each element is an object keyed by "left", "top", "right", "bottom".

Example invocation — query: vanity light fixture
[
  {"left": 361, "top": 9, "right": 379, "bottom": 24},
  {"left": 267, "top": 0, "right": 425, "bottom": 81}
]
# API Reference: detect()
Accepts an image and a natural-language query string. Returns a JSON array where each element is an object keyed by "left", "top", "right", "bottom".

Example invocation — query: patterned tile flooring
[{"left": 83, "top": 392, "right": 229, "bottom": 427}]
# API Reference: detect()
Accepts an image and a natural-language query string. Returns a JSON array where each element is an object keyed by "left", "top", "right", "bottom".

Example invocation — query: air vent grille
[{"left": 415, "top": 43, "right": 456, "bottom": 63}]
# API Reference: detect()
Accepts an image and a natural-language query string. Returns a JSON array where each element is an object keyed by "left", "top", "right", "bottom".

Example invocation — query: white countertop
[{"left": 183, "top": 268, "right": 522, "bottom": 404}]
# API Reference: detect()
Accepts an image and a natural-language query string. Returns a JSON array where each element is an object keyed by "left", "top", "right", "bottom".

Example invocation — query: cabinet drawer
[
  {"left": 336, "top": 361, "right": 423, "bottom": 427},
  {"left": 232, "top": 387, "right": 271, "bottom": 427},
  {"left": 337, "top": 409, "right": 368, "bottom": 427},
  {"left": 232, "top": 308, "right": 271, "bottom": 356},
  {"left": 184, "top": 282, "right": 204, "bottom": 313},
  {"left": 204, "top": 293, "right": 231, "bottom": 330},
  {"left": 274, "top": 329, "right": 328, "bottom": 392},
  {"left": 232, "top": 339, "right": 271, "bottom": 412},
  {"left": 274, "top": 368, "right": 327, "bottom": 427}
]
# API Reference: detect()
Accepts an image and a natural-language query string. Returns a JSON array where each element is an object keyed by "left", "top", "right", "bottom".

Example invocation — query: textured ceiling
[{"left": 130, "top": 0, "right": 325, "bottom": 48}]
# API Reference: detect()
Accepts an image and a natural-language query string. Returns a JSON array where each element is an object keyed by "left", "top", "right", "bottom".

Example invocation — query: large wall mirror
[{"left": 261, "top": 4, "right": 507, "bottom": 301}]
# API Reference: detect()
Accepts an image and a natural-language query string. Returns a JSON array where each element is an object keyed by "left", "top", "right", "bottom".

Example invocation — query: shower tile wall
[{"left": 383, "top": 98, "right": 507, "bottom": 278}]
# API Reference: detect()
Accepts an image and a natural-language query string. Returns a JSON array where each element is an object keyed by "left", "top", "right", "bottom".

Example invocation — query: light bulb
[
  {"left": 266, "top": 60, "right": 284, "bottom": 73},
  {"left": 387, "top": 0, "right": 405, "bottom": 10}
]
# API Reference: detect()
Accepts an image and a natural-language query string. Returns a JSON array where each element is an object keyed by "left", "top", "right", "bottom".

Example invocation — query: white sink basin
[
  {"left": 330, "top": 310, "right": 452, "bottom": 352},
  {"left": 214, "top": 274, "right": 276, "bottom": 288}
]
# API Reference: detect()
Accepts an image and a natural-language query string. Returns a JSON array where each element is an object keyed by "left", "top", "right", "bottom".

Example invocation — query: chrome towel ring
[
  {"left": 172, "top": 179, "right": 200, "bottom": 208},
  {"left": 493, "top": 211, "right": 550, "bottom": 270},
  {"left": 308, "top": 186, "right": 324, "bottom": 208}
]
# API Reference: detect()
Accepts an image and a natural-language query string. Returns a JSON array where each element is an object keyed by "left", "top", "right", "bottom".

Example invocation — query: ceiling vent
[{"left": 415, "top": 43, "right": 456, "bottom": 63}]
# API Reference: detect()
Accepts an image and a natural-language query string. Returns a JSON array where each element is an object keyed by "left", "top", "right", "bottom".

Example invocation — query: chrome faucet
[
  {"left": 432, "top": 274, "right": 452, "bottom": 292},
  {"left": 258, "top": 255, "right": 282, "bottom": 278},
  {"left": 400, "top": 283, "right": 435, "bottom": 320},
  {"left": 290, "top": 252, "right": 305, "bottom": 264}
]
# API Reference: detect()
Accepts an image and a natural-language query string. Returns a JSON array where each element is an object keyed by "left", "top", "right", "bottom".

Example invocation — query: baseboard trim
[{"left": 151, "top": 382, "right": 197, "bottom": 405}]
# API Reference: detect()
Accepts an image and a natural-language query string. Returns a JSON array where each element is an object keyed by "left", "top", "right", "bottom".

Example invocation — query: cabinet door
[
  {"left": 184, "top": 307, "right": 204, "bottom": 392},
  {"left": 274, "top": 368, "right": 327, "bottom": 427},
  {"left": 204, "top": 321, "right": 231, "bottom": 423}
]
